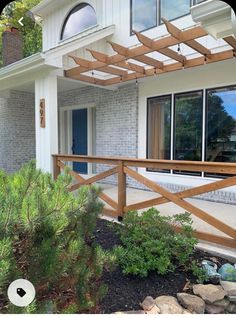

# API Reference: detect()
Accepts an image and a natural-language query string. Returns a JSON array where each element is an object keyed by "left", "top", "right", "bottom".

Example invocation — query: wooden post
[
  {"left": 53, "top": 156, "right": 60, "bottom": 180},
  {"left": 118, "top": 160, "right": 126, "bottom": 220}
]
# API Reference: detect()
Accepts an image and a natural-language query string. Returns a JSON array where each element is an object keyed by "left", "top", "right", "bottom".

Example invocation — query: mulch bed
[{"left": 94, "top": 218, "right": 228, "bottom": 314}]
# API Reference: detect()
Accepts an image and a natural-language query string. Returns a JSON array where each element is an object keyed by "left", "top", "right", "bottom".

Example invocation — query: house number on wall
[{"left": 40, "top": 99, "right": 46, "bottom": 128}]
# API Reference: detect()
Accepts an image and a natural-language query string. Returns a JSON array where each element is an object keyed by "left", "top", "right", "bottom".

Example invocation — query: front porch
[{"left": 53, "top": 154, "right": 236, "bottom": 251}]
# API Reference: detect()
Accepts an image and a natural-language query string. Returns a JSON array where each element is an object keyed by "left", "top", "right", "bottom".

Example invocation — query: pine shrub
[
  {"left": 0, "top": 161, "right": 114, "bottom": 313},
  {"left": 115, "top": 208, "right": 197, "bottom": 277}
]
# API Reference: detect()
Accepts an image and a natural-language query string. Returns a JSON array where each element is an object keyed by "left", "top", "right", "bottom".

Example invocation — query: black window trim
[
  {"left": 146, "top": 94, "right": 172, "bottom": 173},
  {"left": 173, "top": 89, "right": 204, "bottom": 176}
]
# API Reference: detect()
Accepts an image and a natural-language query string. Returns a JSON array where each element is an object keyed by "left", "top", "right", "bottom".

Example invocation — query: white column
[{"left": 35, "top": 72, "right": 58, "bottom": 173}]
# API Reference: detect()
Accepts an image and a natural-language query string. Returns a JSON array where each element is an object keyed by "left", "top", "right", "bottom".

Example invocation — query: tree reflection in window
[
  {"left": 61, "top": 3, "right": 97, "bottom": 40},
  {"left": 206, "top": 87, "right": 236, "bottom": 165}
]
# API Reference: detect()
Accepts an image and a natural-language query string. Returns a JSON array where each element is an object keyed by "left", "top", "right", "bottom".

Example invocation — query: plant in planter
[
  {"left": 0, "top": 161, "right": 114, "bottom": 313},
  {"left": 114, "top": 208, "right": 197, "bottom": 277}
]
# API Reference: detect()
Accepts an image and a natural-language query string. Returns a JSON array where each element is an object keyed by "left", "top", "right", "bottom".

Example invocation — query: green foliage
[
  {"left": 191, "top": 260, "right": 209, "bottom": 284},
  {"left": 0, "top": 161, "right": 112, "bottom": 313},
  {"left": 114, "top": 208, "right": 197, "bottom": 277},
  {"left": 0, "top": 0, "right": 42, "bottom": 66}
]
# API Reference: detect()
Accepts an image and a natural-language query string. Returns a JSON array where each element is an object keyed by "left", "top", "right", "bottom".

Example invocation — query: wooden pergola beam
[
  {"left": 162, "top": 18, "right": 211, "bottom": 56},
  {"left": 133, "top": 30, "right": 186, "bottom": 64},
  {"left": 69, "top": 54, "right": 128, "bottom": 77},
  {"left": 223, "top": 35, "right": 236, "bottom": 50}
]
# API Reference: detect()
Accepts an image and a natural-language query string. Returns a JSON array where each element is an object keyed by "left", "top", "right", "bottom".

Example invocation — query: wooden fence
[{"left": 53, "top": 155, "right": 236, "bottom": 249}]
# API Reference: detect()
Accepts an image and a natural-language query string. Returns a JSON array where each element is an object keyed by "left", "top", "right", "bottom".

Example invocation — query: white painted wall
[
  {"left": 138, "top": 58, "right": 236, "bottom": 192},
  {"left": 35, "top": 71, "right": 59, "bottom": 173}
]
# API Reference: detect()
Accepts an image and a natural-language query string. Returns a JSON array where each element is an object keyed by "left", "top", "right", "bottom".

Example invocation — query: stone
[
  {"left": 140, "top": 296, "right": 155, "bottom": 311},
  {"left": 193, "top": 284, "right": 226, "bottom": 304},
  {"left": 154, "top": 296, "right": 184, "bottom": 314},
  {"left": 145, "top": 305, "right": 160, "bottom": 314},
  {"left": 177, "top": 293, "right": 205, "bottom": 314},
  {"left": 113, "top": 310, "right": 146, "bottom": 314},
  {"left": 205, "top": 304, "right": 225, "bottom": 314},
  {"left": 220, "top": 280, "right": 236, "bottom": 296},
  {"left": 227, "top": 303, "right": 236, "bottom": 313},
  {"left": 213, "top": 298, "right": 230, "bottom": 308}
]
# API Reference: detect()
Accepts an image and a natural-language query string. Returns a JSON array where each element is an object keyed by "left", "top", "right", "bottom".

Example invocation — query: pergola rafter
[{"left": 65, "top": 18, "right": 236, "bottom": 86}]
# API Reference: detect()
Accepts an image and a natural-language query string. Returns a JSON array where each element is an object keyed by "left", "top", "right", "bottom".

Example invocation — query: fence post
[
  {"left": 53, "top": 156, "right": 60, "bottom": 180},
  {"left": 118, "top": 160, "right": 126, "bottom": 220}
]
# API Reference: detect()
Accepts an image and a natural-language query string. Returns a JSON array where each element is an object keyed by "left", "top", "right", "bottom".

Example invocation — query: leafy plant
[
  {"left": 114, "top": 208, "right": 197, "bottom": 277},
  {"left": 0, "top": 161, "right": 113, "bottom": 313},
  {"left": 191, "top": 260, "right": 209, "bottom": 284}
]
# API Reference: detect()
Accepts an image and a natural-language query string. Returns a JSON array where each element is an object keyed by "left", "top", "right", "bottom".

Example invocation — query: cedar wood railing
[{"left": 53, "top": 155, "right": 236, "bottom": 249}]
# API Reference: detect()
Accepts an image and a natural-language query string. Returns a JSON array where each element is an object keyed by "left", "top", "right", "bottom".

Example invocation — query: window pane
[
  {"left": 206, "top": 87, "right": 236, "bottom": 167},
  {"left": 131, "top": 0, "right": 157, "bottom": 32},
  {"left": 61, "top": 4, "right": 97, "bottom": 40},
  {"left": 147, "top": 96, "right": 171, "bottom": 172},
  {"left": 174, "top": 91, "right": 203, "bottom": 175},
  {"left": 160, "top": 0, "right": 190, "bottom": 22}
]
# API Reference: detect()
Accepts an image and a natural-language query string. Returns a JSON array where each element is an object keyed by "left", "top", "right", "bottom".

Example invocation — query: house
[{"left": 0, "top": 0, "right": 236, "bottom": 211}]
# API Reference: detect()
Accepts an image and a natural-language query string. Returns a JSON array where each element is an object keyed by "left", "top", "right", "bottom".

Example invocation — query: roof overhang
[
  {"left": 0, "top": 53, "right": 58, "bottom": 92},
  {"left": 191, "top": 0, "right": 236, "bottom": 39},
  {"left": 31, "top": 0, "right": 65, "bottom": 18}
]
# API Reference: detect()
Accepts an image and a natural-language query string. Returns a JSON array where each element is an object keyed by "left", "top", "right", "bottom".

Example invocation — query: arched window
[{"left": 61, "top": 3, "right": 97, "bottom": 40}]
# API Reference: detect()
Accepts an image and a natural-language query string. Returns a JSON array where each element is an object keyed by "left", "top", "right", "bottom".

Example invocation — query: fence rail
[{"left": 53, "top": 154, "right": 236, "bottom": 249}]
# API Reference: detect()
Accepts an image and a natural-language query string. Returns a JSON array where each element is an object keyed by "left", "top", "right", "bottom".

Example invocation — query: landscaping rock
[
  {"left": 193, "top": 284, "right": 226, "bottom": 304},
  {"left": 213, "top": 298, "right": 230, "bottom": 308},
  {"left": 205, "top": 304, "right": 225, "bottom": 314},
  {"left": 146, "top": 305, "right": 160, "bottom": 314},
  {"left": 140, "top": 296, "right": 155, "bottom": 311},
  {"left": 220, "top": 280, "right": 236, "bottom": 296},
  {"left": 227, "top": 303, "right": 236, "bottom": 313},
  {"left": 155, "top": 296, "right": 184, "bottom": 314},
  {"left": 177, "top": 292, "right": 205, "bottom": 314}
]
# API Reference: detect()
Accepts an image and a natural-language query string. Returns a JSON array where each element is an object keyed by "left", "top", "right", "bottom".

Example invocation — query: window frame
[
  {"left": 204, "top": 84, "right": 236, "bottom": 178},
  {"left": 130, "top": 0, "right": 158, "bottom": 35},
  {"left": 173, "top": 90, "right": 204, "bottom": 176},
  {"left": 60, "top": 3, "right": 97, "bottom": 41},
  {"left": 146, "top": 94, "right": 172, "bottom": 173},
  {"left": 145, "top": 85, "right": 236, "bottom": 178}
]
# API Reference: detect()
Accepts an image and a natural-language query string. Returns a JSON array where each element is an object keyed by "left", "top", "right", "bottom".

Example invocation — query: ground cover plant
[
  {"left": 114, "top": 208, "right": 198, "bottom": 277},
  {"left": 0, "top": 161, "right": 114, "bottom": 313}
]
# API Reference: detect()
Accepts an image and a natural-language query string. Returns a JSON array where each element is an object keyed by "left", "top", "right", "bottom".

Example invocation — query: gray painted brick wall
[{"left": 0, "top": 90, "right": 35, "bottom": 173}]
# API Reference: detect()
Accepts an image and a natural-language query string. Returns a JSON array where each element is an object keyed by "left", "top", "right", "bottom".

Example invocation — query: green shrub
[
  {"left": 0, "top": 161, "right": 114, "bottom": 313},
  {"left": 114, "top": 208, "right": 197, "bottom": 277}
]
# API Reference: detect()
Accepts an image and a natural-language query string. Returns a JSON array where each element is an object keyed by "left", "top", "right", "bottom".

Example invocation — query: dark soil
[{"left": 94, "top": 218, "right": 229, "bottom": 314}]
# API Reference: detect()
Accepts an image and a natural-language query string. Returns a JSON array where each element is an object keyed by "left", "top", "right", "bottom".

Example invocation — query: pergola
[{"left": 65, "top": 18, "right": 236, "bottom": 86}]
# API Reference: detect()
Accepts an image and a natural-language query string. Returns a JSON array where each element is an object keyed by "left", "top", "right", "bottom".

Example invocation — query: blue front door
[{"left": 72, "top": 109, "right": 88, "bottom": 173}]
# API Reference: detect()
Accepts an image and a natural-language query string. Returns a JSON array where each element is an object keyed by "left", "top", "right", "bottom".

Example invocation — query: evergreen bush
[
  {"left": 114, "top": 208, "right": 197, "bottom": 277},
  {"left": 0, "top": 161, "right": 114, "bottom": 313}
]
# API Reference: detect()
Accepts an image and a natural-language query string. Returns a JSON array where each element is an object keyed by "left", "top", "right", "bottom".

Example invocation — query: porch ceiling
[{"left": 65, "top": 18, "right": 236, "bottom": 87}]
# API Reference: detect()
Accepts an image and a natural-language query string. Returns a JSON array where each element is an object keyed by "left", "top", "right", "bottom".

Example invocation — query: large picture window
[
  {"left": 174, "top": 91, "right": 203, "bottom": 161},
  {"left": 146, "top": 86, "right": 236, "bottom": 177},
  {"left": 147, "top": 95, "right": 171, "bottom": 171},
  {"left": 131, "top": 0, "right": 157, "bottom": 33},
  {"left": 206, "top": 86, "right": 236, "bottom": 165}
]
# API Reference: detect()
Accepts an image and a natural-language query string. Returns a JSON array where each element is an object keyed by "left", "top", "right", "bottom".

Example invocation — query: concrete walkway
[{"left": 98, "top": 183, "right": 236, "bottom": 259}]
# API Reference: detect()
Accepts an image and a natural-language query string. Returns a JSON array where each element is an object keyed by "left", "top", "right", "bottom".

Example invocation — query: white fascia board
[
  {"left": 191, "top": 0, "right": 234, "bottom": 39},
  {"left": 0, "top": 53, "right": 58, "bottom": 91},
  {"left": 43, "top": 24, "right": 116, "bottom": 65}
]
